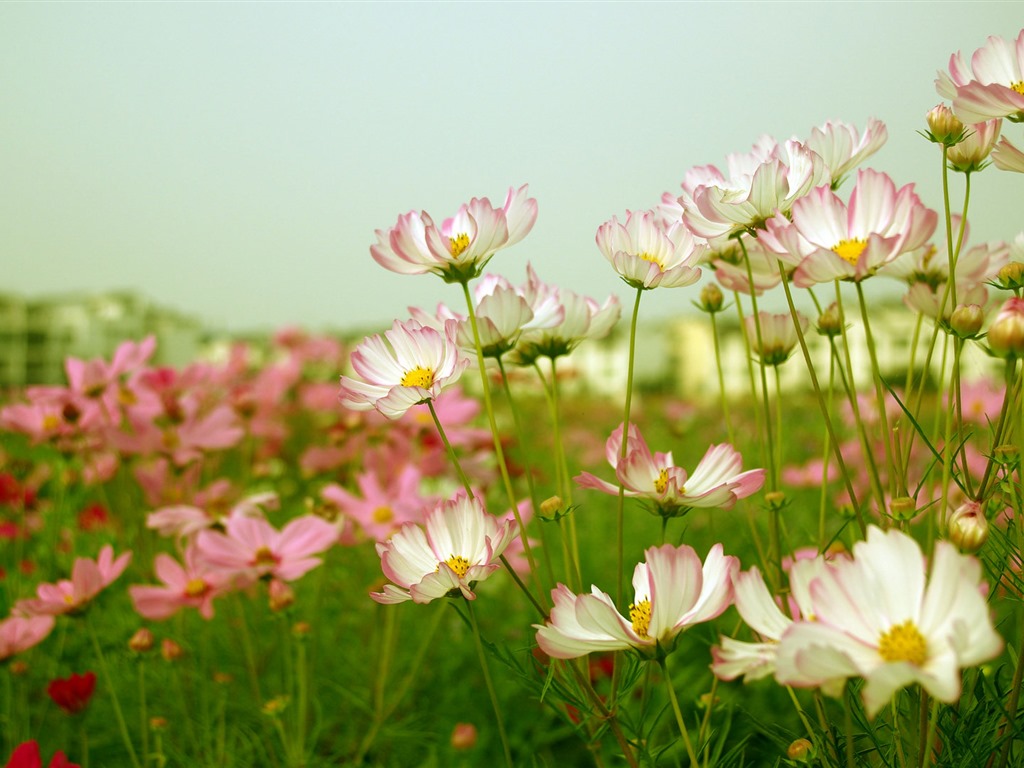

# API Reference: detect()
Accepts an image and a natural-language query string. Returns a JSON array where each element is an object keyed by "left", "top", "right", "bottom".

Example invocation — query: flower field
[{"left": 5, "top": 27, "right": 1024, "bottom": 768}]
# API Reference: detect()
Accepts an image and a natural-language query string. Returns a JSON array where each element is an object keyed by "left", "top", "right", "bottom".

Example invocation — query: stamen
[
  {"left": 638, "top": 251, "right": 665, "bottom": 269},
  {"left": 184, "top": 578, "right": 209, "bottom": 598},
  {"left": 401, "top": 367, "right": 435, "bottom": 388},
  {"left": 449, "top": 232, "right": 471, "bottom": 257},
  {"left": 1012, "top": 81, "right": 1024, "bottom": 96},
  {"left": 878, "top": 620, "right": 927, "bottom": 666},
  {"left": 629, "top": 599, "right": 652, "bottom": 638},
  {"left": 832, "top": 238, "right": 868, "bottom": 266},
  {"left": 443, "top": 555, "right": 471, "bottom": 578},
  {"left": 654, "top": 469, "right": 670, "bottom": 495},
  {"left": 372, "top": 506, "right": 393, "bottom": 524},
  {"left": 252, "top": 546, "right": 279, "bottom": 568}
]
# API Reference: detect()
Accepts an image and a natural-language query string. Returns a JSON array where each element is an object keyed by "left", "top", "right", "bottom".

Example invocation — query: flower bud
[
  {"left": 213, "top": 671, "right": 234, "bottom": 685},
  {"left": 268, "top": 579, "right": 295, "bottom": 612},
  {"left": 161, "top": 639, "right": 184, "bottom": 662},
  {"left": 699, "top": 283, "right": 724, "bottom": 314},
  {"left": 947, "top": 500, "right": 988, "bottom": 552},
  {"left": 9, "top": 661, "right": 28, "bottom": 677},
  {"left": 787, "top": 738, "right": 813, "bottom": 762},
  {"left": 926, "top": 104, "right": 965, "bottom": 146},
  {"left": 128, "top": 628, "right": 155, "bottom": 654},
  {"left": 816, "top": 302, "right": 843, "bottom": 337},
  {"left": 947, "top": 119, "right": 1002, "bottom": 172},
  {"left": 765, "top": 491, "right": 787, "bottom": 511},
  {"left": 539, "top": 496, "right": 563, "bottom": 517},
  {"left": 988, "top": 297, "right": 1024, "bottom": 357},
  {"left": 949, "top": 303, "right": 985, "bottom": 338},
  {"left": 149, "top": 716, "right": 168, "bottom": 731},
  {"left": 889, "top": 496, "right": 917, "bottom": 522},
  {"left": 997, "top": 262, "right": 1024, "bottom": 290},
  {"left": 292, "top": 621, "right": 311, "bottom": 638},
  {"left": 261, "top": 695, "right": 291, "bottom": 717},
  {"left": 450, "top": 722, "right": 478, "bottom": 750}
]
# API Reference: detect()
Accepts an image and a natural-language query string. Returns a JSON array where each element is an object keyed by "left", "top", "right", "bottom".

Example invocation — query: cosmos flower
[
  {"left": 4, "top": 741, "right": 79, "bottom": 768},
  {"left": 16, "top": 546, "right": 131, "bottom": 617},
  {"left": 46, "top": 672, "right": 96, "bottom": 715},
  {"left": 804, "top": 118, "right": 888, "bottom": 186},
  {"left": 535, "top": 543, "right": 737, "bottom": 660},
  {"left": 595, "top": 210, "right": 705, "bottom": 290},
  {"left": 339, "top": 319, "right": 469, "bottom": 419},
  {"left": 575, "top": 423, "right": 765, "bottom": 517},
  {"left": 0, "top": 615, "right": 55, "bottom": 662},
  {"left": 744, "top": 311, "right": 810, "bottom": 367},
  {"left": 371, "top": 491, "right": 518, "bottom": 604},
  {"left": 129, "top": 546, "right": 234, "bottom": 621},
  {"left": 773, "top": 526, "right": 1002, "bottom": 717},
  {"left": 370, "top": 185, "right": 538, "bottom": 283},
  {"left": 937, "top": 29, "right": 1024, "bottom": 123}
]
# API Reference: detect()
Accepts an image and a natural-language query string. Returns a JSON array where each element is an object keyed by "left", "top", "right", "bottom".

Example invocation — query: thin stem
[
  {"left": 660, "top": 659, "right": 700, "bottom": 767},
  {"left": 426, "top": 399, "right": 474, "bottom": 496},
  {"left": 464, "top": 599, "right": 513, "bottom": 768},
  {"left": 86, "top": 614, "right": 142, "bottom": 768},
  {"left": 708, "top": 310, "right": 735, "bottom": 445},
  {"left": 137, "top": 662, "right": 149, "bottom": 766},
  {"left": 843, "top": 686, "right": 856, "bottom": 768},
  {"left": 550, "top": 356, "right": 582, "bottom": 591},
  {"left": 855, "top": 281, "right": 897, "bottom": 500},
  {"left": 616, "top": 287, "right": 644, "bottom": 607}
]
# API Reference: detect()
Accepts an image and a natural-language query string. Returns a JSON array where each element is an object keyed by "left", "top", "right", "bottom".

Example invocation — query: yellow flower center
[
  {"left": 629, "top": 599, "right": 652, "bottom": 638},
  {"left": 400, "top": 367, "right": 435, "bottom": 389},
  {"left": 372, "top": 506, "right": 393, "bottom": 524},
  {"left": 184, "top": 578, "right": 209, "bottom": 598},
  {"left": 43, "top": 414, "right": 61, "bottom": 432},
  {"left": 878, "top": 620, "right": 928, "bottom": 666},
  {"left": 63, "top": 593, "right": 76, "bottom": 605},
  {"left": 449, "top": 232, "right": 471, "bottom": 257},
  {"left": 654, "top": 469, "right": 670, "bottom": 495},
  {"left": 444, "top": 555, "right": 471, "bottom": 578},
  {"left": 833, "top": 238, "right": 868, "bottom": 266},
  {"left": 1012, "top": 81, "right": 1024, "bottom": 96},
  {"left": 252, "top": 547, "right": 279, "bottom": 567},
  {"left": 638, "top": 251, "right": 665, "bottom": 269}
]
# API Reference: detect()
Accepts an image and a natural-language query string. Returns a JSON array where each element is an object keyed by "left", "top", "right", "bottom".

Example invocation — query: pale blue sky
[{"left": 3, "top": 3, "right": 1021, "bottom": 332}]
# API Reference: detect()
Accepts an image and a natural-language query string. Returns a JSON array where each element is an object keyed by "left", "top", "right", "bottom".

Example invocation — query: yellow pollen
[
  {"left": 252, "top": 547, "right": 279, "bottom": 567},
  {"left": 443, "top": 555, "right": 471, "bottom": 578},
  {"left": 372, "top": 506, "right": 393, "bottom": 524},
  {"left": 449, "top": 232, "right": 471, "bottom": 257},
  {"left": 63, "top": 594, "right": 76, "bottom": 605},
  {"left": 832, "top": 238, "right": 868, "bottom": 266},
  {"left": 184, "top": 578, "right": 209, "bottom": 598},
  {"left": 42, "top": 414, "right": 61, "bottom": 432},
  {"left": 629, "top": 599, "right": 652, "bottom": 639},
  {"left": 878, "top": 620, "right": 928, "bottom": 666},
  {"left": 654, "top": 469, "right": 670, "bottom": 495},
  {"left": 400, "top": 367, "right": 435, "bottom": 389},
  {"left": 638, "top": 251, "right": 665, "bottom": 269},
  {"left": 1012, "top": 81, "right": 1024, "bottom": 96}
]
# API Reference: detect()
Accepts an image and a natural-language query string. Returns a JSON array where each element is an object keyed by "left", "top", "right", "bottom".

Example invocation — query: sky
[{"left": 3, "top": 3, "right": 1022, "bottom": 334}]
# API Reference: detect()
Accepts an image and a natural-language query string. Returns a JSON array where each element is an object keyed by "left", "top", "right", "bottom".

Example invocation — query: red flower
[
  {"left": 4, "top": 740, "right": 80, "bottom": 768},
  {"left": 77, "top": 503, "right": 110, "bottom": 532},
  {"left": 46, "top": 672, "right": 96, "bottom": 715}
]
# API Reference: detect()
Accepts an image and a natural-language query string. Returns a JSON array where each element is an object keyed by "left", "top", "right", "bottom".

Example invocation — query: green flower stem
[
  {"left": 659, "top": 659, "right": 700, "bottom": 768},
  {"left": 295, "top": 631, "right": 309, "bottom": 767},
  {"left": 855, "top": 281, "right": 897, "bottom": 500},
  {"left": 733, "top": 290, "right": 766, "bottom": 453},
  {"left": 497, "top": 356, "right": 557, "bottom": 586},
  {"left": 426, "top": 399, "right": 474, "bottom": 496},
  {"left": 458, "top": 279, "right": 543, "bottom": 599},
  {"left": 708, "top": 310, "right": 735, "bottom": 446},
  {"left": 738, "top": 237, "right": 777, "bottom": 493},
  {"left": 776, "top": 267, "right": 865, "bottom": 536},
  {"left": 86, "top": 614, "right": 142, "bottom": 768},
  {"left": 137, "top": 662, "right": 149, "bottom": 767},
  {"left": 843, "top": 685, "right": 856, "bottom": 768},
  {"left": 549, "top": 357, "right": 583, "bottom": 591},
  {"left": 463, "top": 598, "right": 513, "bottom": 768},
  {"left": 919, "top": 693, "right": 940, "bottom": 768},
  {"left": 834, "top": 283, "right": 887, "bottom": 520},
  {"left": 978, "top": 360, "right": 1021, "bottom": 501},
  {"left": 616, "top": 286, "right": 644, "bottom": 607}
]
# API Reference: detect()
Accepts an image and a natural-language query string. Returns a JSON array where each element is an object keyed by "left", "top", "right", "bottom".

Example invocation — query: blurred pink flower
[
  {"left": 129, "top": 547, "right": 234, "bottom": 621},
  {"left": 0, "top": 615, "right": 55, "bottom": 661},
  {"left": 322, "top": 465, "right": 429, "bottom": 542},
  {"left": 195, "top": 514, "right": 337, "bottom": 582},
  {"left": 536, "top": 543, "right": 737, "bottom": 660},
  {"left": 17, "top": 545, "right": 131, "bottom": 616}
]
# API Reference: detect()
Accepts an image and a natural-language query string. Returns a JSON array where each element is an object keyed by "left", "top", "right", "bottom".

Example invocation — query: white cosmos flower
[
  {"left": 371, "top": 492, "right": 518, "bottom": 604},
  {"left": 595, "top": 210, "right": 705, "bottom": 290},
  {"left": 339, "top": 319, "right": 469, "bottom": 419}
]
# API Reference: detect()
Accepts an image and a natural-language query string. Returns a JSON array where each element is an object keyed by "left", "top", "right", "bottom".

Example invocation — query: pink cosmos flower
[
  {"left": 339, "top": 319, "right": 469, "bottom": 419},
  {"left": 946, "top": 118, "right": 1002, "bottom": 172},
  {"left": 195, "top": 514, "right": 338, "bottom": 583},
  {"left": 146, "top": 491, "right": 279, "bottom": 540},
  {"left": 0, "top": 615, "right": 55, "bottom": 661},
  {"left": 535, "top": 543, "right": 738, "bottom": 660},
  {"left": 371, "top": 492, "right": 518, "bottom": 604},
  {"left": 16, "top": 546, "right": 131, "bottom": 616},
  {"left": 370, "top": 184, "right": 538, "bottom": 283},
  {"left": 763, "top": 169, "right": 937, "bottom": 286},
  {"left": 321, "top": 465, "right": 430, "bottom": 542},
  {"left": 129, "top": 546, "right": 234, "bottom": 621},
  {"left": 575, "top": 423, "right": 765, "bottom": 517},
  {"left": 992, "top": 136, "right": 1024, "bottom": 173},
  {"left": 510, "top": 265, "right": 621, "bottom": 364},
  {"left": 773, "top": 526, "right": 1002, "bottom": 717},
  {"left": 937, "top": 30, "right": 1024, "bottom": 123},
  {"left": 805, "top": 118, "right": 888, "bottom": 186},
  {"left": 595, "top": 210, "right": 705, "bottom": 290},
  {"left": 744, "top": 311, "right": 809, "bottom": 367}
]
